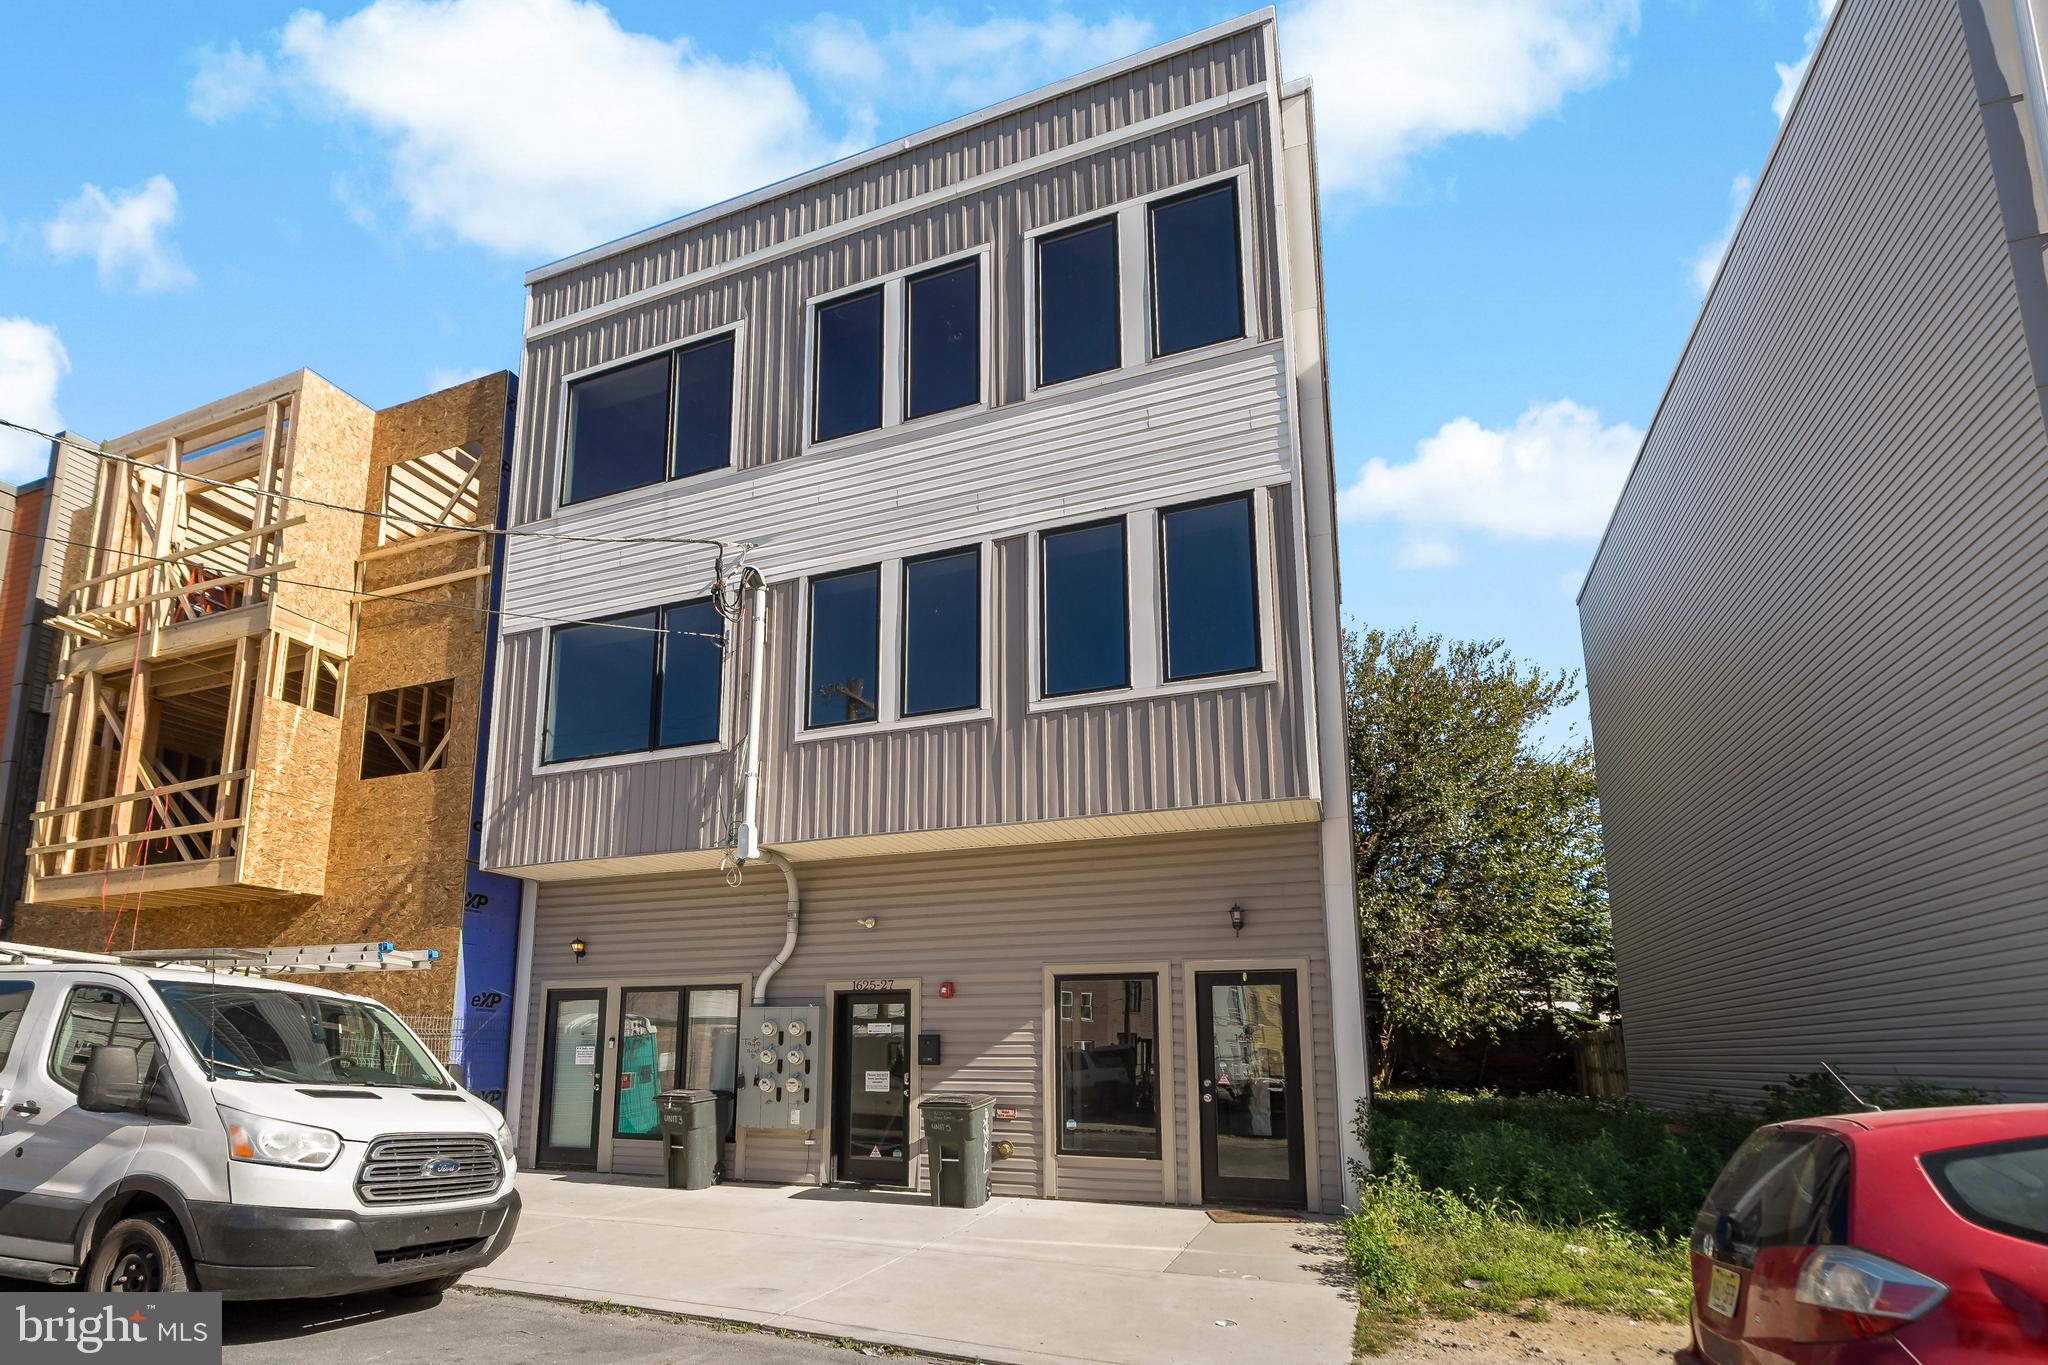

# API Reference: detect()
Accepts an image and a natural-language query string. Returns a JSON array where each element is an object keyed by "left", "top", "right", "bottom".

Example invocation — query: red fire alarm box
[{"left": 938, "top": 981, "right": 955, "bottom": 999}]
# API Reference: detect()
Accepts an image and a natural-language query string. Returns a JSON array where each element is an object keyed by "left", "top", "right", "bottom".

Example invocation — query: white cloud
[
  {"left": 1286, "top": 0, "right": 1638, "bottom": 196},
  {"left": 0, "top": 318, "right": 70, "bottom": 484},
  {"left": 1687, "top": 172, "right": 1752, "bottom": 296},
  {"left": 232, "top": 0, "right": 847, "bottom": 259},
  {"left": 1339, "top": 400, "right": 1641, "bottom": 565},
  {"left": 1772, "top": 0, "right": 1839, "bottom": 121},
  {"left": 189, "top": 41, "right": 273, "bottom": 122},
  {"left": 427, "top": 364, "right": 493, "bottom": 392},
  {"left": 792, "top": 10, "right": 1153, "bottom": 126},
  {"left": 43, "top": 175, "right": 196, "bottom": 294}
]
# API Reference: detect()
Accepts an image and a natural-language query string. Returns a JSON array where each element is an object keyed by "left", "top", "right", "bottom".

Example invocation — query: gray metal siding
[
  {"left": 514, "top": 823, "right": 1341, "bottom": 1208},
  {"left": 513, "top": 102, "right": 1282, "bottom": 526},
  {"left": 484, "top": 496, "right": 1311, "bottom": 870},
  {"left": 1580, "top": 0, "right": 2048, "bottom": 1104}
]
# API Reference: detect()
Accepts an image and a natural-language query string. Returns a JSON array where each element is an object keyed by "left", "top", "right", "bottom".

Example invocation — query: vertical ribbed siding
[
  {"left": 524, "top": 31, "right": 1268, "bottom": 329},
  {"left": 511, "top": 103, "right": 1281, "bottom": 527},
  {"left": 1580, "top": 0, "right": 2048, "bottom": 1104},
  {"left": 514, "top": 823, "right": 1340, "bottom": 1208}
]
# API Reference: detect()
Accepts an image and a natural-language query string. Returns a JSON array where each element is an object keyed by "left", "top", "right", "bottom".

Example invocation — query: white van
[{"left": 0, "top": 947, "right": 519, "bottom": 1298}]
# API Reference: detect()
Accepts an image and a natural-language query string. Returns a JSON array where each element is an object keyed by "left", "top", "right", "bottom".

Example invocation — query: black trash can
[
  {"left": 919, "top": 1094, "right": 995, "bottom": 1208},
  {"left": 656, "top": 1088, "right": 718, "bottom": 1190},
  {"left": 712, "top": 1089, "right": 736, "bottom": 1180}
]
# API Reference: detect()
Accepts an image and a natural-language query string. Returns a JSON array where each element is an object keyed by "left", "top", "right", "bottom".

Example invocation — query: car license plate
[{"left": 1707, "top": 1264, "right": 1741, "bottom": 1319}]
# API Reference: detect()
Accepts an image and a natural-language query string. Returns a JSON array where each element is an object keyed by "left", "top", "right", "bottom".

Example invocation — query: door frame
[
  {"left": 822, "top": 978, "right": 921, "bottom": 1188},
  {"left": 1180, "top": 958, "right": 1319, "bottom": 1210},
  {"left": 1040, "top": 960, "right": 1174, "bottom": 1201},
  {"left": 534, "top": 987, "right": 608, "bottom": 1170}
]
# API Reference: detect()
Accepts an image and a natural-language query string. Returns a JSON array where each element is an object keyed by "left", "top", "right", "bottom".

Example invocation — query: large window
[
  {"left": 1037, "top": 219, "right": 1121, "bottom": 386},
  {"left": 545, "top": 599, "right": 725, "bottom": 762},
  {"left": 615, "top": 986, "right": 741, "bottom": 1139},
  {"left": 808, "top": 567, "right": 882, "bottom": 728},
  {"left": 1040, "top": 519, "right": 1129, "bottom": 697},
  {"left": 814, "top": 288, "right": 885, "bottom": 442},
  {"left": 1161, "top": 494, "right": 1260, "bottom": 681},
  {"left": 902, "top": 548, "right": 980, "bottom": 716},
  {"left": 49, "top": 986, "right": 161, "bottom": 1092},
  {"left": 905, "top": 259, "right": 981, "bottom": 420},
  {"left": 1056, "top": 974, "right": 1159, "bottom": 1159},
  {"left": 562, "top": 333, "right": 736, "bottom": 506},
  {"left": 1150, "top": 182, "right": 1244, "bottom": 357}
]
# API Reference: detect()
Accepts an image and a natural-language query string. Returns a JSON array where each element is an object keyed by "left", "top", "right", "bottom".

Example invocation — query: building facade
[
  {"left": 8, "top": 369, "right": 525, "bottom": 1104},
  {"left": 1579, "top": 0, "right": 2048, "bottom": 1104},
  {"left": 483, "top": 11, "right": 1367, "bottom": 1208}
]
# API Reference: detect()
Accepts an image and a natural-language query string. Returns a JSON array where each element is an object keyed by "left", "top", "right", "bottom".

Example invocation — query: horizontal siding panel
[{"left": 1579, "top": 0, "right": 2048, "bottom": 1104}]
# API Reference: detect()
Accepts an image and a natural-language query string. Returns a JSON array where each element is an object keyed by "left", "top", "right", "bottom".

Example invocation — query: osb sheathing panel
[
  {"left": 269, "top": 372, "right": 372, "bottom": 639},
  {"left": 8, "top": 374, "right": 511, "bottom": 1022},
  {"left": 238, "top": 690, "right": 339, "bottom": 896}
]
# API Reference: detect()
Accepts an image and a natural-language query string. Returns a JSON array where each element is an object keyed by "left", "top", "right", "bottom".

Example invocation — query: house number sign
[{"left": 851, "top": 979, "right": 897, "bottom": 991}]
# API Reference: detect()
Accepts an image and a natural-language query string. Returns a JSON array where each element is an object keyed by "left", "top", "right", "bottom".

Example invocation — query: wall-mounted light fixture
[
  {"left": 1228, "top": 904, "right": 1245, "bottom": 937},
  {"left": 854, "top": 917, "right": 878, "bottom": 930},
  {"left": 571, "top": 937, "right": 588, "bottom": 961}
]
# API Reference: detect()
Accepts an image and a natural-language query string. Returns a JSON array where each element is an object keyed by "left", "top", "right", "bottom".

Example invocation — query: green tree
[{"left": 1345, "top": 627, "right": 1611, "bottom": 1087}]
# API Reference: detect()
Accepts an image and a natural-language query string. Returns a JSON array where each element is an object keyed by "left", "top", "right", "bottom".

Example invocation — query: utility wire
[{"left": 0, "top": 417, "right": 757, "bottom": 552}]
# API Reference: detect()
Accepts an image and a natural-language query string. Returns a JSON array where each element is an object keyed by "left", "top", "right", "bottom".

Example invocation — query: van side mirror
[
  {"left": 79, "top": 1045, "right": 141, "bottom": 1114},
  {"left": 446, "top": 1062, "right": 466, "bottom": 1089}
]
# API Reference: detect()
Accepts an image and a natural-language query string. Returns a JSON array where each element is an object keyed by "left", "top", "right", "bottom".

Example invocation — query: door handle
[{"left": 10, "top": 1101, "right": 39, "bottom": 1117}]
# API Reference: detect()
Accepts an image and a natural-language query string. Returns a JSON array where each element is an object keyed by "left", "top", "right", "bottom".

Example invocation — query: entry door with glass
[
  {"left": 537, "top": 989, "right": 606, "bottom": 1169},
  {"left": 832, "top": 989, "right": 911, "bottom": 1184},
  {"left": 1195, "top": 970, "right": 1306, "bottom": 1206}
]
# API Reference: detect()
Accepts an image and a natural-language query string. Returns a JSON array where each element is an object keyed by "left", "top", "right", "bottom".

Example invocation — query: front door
[
  {"left": 536, "top": 989, "right": 605, "bottom": 1169},
  {"left": 832, "top": 990, "right": 911, "bottom": 1184},
  {"left": 1196, "top": 970, "right": 1306, "bottom": 1206}
]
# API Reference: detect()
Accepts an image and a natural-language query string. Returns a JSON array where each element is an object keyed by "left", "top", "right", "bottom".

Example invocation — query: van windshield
[{"left": 152, "top": 981, "right": 449, "bottom": 1088}]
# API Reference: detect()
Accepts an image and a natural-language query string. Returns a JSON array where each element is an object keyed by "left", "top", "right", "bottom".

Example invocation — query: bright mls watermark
[{"left": 2, "top": 1294, "right": 220, "bottom": 1364}]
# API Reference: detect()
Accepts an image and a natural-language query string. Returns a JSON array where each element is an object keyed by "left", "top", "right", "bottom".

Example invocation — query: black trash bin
[
  {"left": 656, "top": 1089, "right": 718, "bottom": 1190},
  {"left": 919, "top": 1094, "right": 995, "bottom": 1208}
]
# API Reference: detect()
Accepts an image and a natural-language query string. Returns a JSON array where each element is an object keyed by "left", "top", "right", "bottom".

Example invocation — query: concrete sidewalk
[{"left": 466, "top": 1173, "right": 1357, "bottom": 1365}]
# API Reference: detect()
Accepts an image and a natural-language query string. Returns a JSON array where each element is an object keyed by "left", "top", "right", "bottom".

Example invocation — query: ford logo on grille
[{"left": 421, "top": 1157, "right": 463, "bottom": 1177}]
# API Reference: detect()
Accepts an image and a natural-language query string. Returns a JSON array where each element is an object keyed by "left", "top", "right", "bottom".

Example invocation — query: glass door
[
  {"left": 537, "top": 989, "right": 605, "bottom": 1169},
  {"left": 1195, "top": 970, "right": 1305, "bottom": 1206},
  {"left": 832, "top": 989, "right": 911, "bottom": 1184}
]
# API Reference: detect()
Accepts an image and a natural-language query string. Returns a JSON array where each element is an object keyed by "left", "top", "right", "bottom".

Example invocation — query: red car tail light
[{"left": 1793, "top": 1247, "right": 1948, "bottom": 1341}]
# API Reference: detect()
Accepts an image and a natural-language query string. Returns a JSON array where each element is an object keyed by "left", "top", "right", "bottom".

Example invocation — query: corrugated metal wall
[
  {"left": 1579, "top": 0, "right": 2048, "bottom": 1103},
  {"left": 486, "top": 495, "right": 1311, "bottom": 869},
  {"left": 517, "top": 822, "right": 1341, "bottom": 1208}
]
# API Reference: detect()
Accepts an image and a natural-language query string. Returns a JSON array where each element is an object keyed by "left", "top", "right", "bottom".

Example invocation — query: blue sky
[{"left": 0, "top": 0, "right": 1831, "bottom": 742}]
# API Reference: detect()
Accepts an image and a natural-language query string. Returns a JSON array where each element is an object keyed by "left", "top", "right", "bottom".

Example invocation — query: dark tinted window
[
  {"left": 615, "top": 985, "right": 740, "bottom": 1140},
  {"left": 903, "top": 548, "right": 980, "bottom": 716},
  {"left": 564, "top": 354, "right": 669, "bottom": 504},
  {"left": 1696, "top": 1129, "right": 1851, "bottom": 1269},
  {"left": 672, "top": 334, "right": 735, "bottom": 478},
  {"left": 1927, "top": 1138, "right": 2048, "bottom": 1246},
  {"left": 1041, "top": 520, "right": 1129, "bottom": 697},
  {"left": 814, "top": 289, "right": 884, "bottom": 441},
  {"left": 906, "top": 260, "right": 980, "bottom": 419},
  {"left": 50, "top": 986, "right": 160, "bottom": 1092},
  {"left": 1162, "top": 494, "right": 1260, "bottom": 680},
  {"left": 659, "top": 599, "right": 724, "bottom": 747},
  {"left": 808, "top": 567, "right": 881, "bottom": 728},
  {"left": 1057, "top": 975, "right": 1159, "bottom": 1158},
  {"left": 547, "top": 612, "right": 658, "bottom": 761},
  {"left": 1151, "top": 182, "right": 1245, "bottom": 356},
  {"left": 0, "top": 981, "right": 31, "bottom": 1066},
  {"left": 1037, "top": 220, "right": 1120, "bottom": 386}
]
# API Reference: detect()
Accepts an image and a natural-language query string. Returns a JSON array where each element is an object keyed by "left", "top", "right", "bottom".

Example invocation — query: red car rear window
[
  {"left": 1924, "top": 1138, "right": 2048, "bottom": 1246},
  {"left": 1697, "top": 1129, "right": 1850, "bottom": 1267}
]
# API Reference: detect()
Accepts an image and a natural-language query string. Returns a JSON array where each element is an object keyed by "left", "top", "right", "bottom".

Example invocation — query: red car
[{"left": 1683, "top": 1105, "right": 2048, "bottom": 1362}]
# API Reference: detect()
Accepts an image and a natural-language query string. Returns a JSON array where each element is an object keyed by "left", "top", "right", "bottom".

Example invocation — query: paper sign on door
[
  {"left": 573, "top": 1045, "right": 595, "bottom": 1066},
  {"left": 864, "top": 1070, "right": 891, "bottom": 1092}
]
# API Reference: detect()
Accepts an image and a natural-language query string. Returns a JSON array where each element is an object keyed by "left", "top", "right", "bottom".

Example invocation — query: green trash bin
[
  {"left": 656, "top": 1089, "right": 718, "bottom": 1190},
  {"left": 920, "top": 1094, "right": 995, "bottom": 1208}
]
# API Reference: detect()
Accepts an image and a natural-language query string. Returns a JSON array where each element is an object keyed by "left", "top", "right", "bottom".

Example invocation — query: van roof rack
[{"left": 0, "top": 939, "right": 440, "bottom": 977}]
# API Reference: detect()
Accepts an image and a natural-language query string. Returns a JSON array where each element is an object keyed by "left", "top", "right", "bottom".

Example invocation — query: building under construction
[{"left": 2, "top": 369, "right": 524, "bottom": 1104}]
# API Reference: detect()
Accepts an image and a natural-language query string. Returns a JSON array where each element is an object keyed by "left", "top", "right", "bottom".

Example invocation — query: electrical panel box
[{"left": 737, "top": 1003, "right": 823, "bottom": 1131}]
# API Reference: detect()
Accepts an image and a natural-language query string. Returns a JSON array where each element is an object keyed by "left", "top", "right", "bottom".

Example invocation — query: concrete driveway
[{"left": 468, "top": 1172, "right": 1357, "bottom": 1365}]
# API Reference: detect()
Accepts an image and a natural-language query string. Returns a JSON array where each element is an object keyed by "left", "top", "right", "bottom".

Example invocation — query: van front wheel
[{"left": 86, "top": 1214, "right": 192, "bottom": 1293}]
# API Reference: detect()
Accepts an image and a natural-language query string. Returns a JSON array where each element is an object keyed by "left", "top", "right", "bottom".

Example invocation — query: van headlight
[
  {"left": 493, "top": 1117, "right": 515, "bottom": 1163},
  {"left": 222, "top": 1107, "right": 342, "bottom": 1169}
]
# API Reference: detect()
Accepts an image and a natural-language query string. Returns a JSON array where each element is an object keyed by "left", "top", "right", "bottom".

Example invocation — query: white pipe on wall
[
  {"left": 752, "top": 849, "right": 800, "bottom": 1005},
  {"left": 734, "top": 569, "right": 768, "bottom": 861}
]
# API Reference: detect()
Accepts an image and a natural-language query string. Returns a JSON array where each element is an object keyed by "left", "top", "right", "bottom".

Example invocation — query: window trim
[
  {"left": 1036, "top": 515, "right": 1132, "bottom": 701},
  {"left": 611, "top": 981, "right": 745, "bottom": 1141},
  {"left": 1148, "top": 179, "right": 1249, "bottom": 360},
  {"left": 801, "top": 244, "right": 994, "bottom": 455},
  {"left": 1021, "top": 165, "right": 1258, "bottom": 402},
  {"left": 1159, "top": 491, "right": 1264, "bottom": 684},
  {"left": 46, "top": 982, "right": 161, "bottom": 1096},
  {"left": 535, "top": 596, "right": 733, "bottom": 771},
  {"left": 1050, "top": 969, "right": 1164, "bottom": 1163},
  {"left": 554, "top": 321, "right": 745, "bottom": 514}
]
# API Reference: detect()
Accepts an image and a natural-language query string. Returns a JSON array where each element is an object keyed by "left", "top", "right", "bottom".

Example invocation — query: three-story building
[{"left": 484, "top": 10, "right": 1365, "bottom": 1209}]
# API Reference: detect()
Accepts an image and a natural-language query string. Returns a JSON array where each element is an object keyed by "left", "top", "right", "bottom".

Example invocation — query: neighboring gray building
[
  {"left": 481, "top": 10, "right": 1366, "bottom": 1209},
  {"left": 1580, "top": 0, "right": 2048, "bottom": 1104}
]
